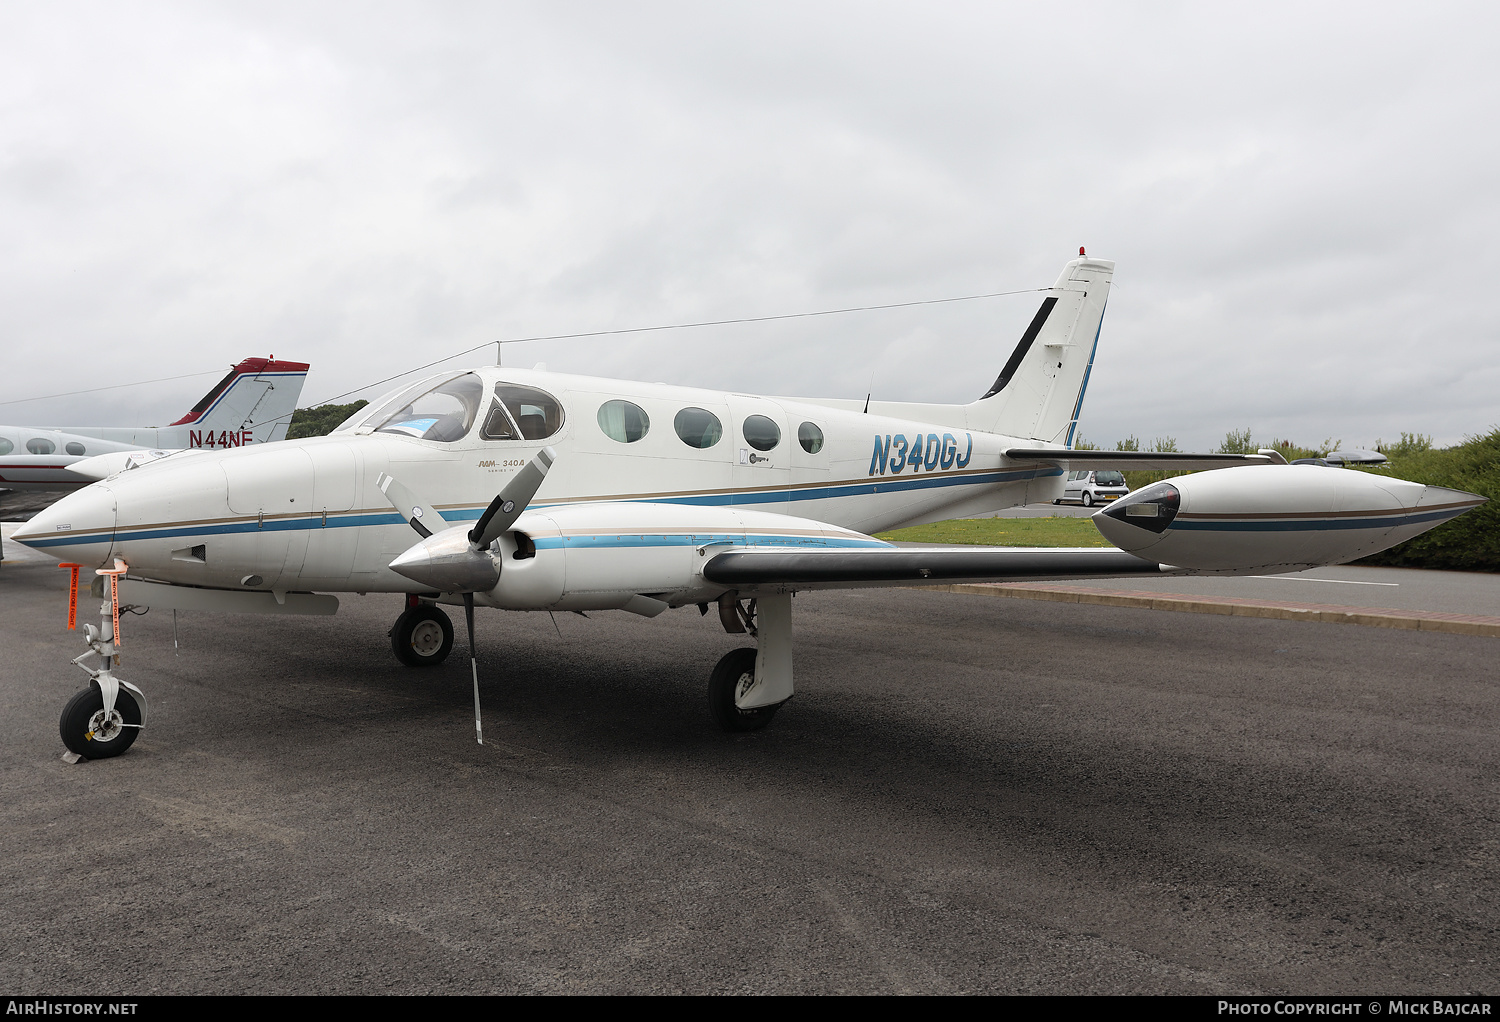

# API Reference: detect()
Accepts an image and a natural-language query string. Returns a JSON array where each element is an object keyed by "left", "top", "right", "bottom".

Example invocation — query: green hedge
[
  {"left": 287, "top": 400, "right": 368, "bottom": 440},
  {"left": 1354, "top": 429, "right": 1500, "bottom": 572}
]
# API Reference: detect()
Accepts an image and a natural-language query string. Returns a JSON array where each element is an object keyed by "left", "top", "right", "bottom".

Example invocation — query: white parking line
[{"left": 1248, "top": 575, "right": 1400, "bottom": 587}]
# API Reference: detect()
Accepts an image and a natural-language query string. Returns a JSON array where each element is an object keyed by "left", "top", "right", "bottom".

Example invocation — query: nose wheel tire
[
  {"left": 390, "top": 604, "right": 455, "bottom": 667},
  {"left": 60, "top": 682, "right": 142, "bottom": 759},
  {"left": 708, "top": 648, "right": 781, "bottom": 732}
]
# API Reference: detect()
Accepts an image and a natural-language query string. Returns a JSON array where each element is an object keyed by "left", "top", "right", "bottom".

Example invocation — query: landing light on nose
[{"left": 1097, "top": 482, "right": 1180, "bottom": 535}]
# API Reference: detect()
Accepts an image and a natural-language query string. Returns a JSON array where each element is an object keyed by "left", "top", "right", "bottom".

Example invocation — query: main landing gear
[
  {"left": 709, "top": 592, "right": 795, "bottom": 732},
  {"left": 390, "top": 596, "right": 455, "bottom": 667},
  {"left": 387, "top": 591, "right": 798, "bottom": 736}
]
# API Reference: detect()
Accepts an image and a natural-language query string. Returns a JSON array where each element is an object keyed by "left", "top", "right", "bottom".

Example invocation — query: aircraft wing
[
  {"left": 701, "top": 546, "right": 1169, "bottom": 593},
  {"left": 1005, "top": 448, "right": 1283, "bottom": 471}
]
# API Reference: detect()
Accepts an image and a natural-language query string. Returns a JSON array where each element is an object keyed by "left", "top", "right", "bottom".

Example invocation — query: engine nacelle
[
  {"left": 1092, "top": 464, "right": 1484, "bottom": 573},
  {"left": 470, "top": 502, "right": 888, "bottom": 611}
]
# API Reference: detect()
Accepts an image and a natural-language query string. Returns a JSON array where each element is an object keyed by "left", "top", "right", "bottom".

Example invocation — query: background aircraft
[
  {"left": 0, "top": 356, "right": 309, "bottom": 492},
  {"left": 12, "top": 256, "right": 1482, "bottom": 758}
]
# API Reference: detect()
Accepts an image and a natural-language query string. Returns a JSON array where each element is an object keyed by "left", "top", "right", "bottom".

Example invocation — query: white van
[{"left": 1057, "top": 469, "right": 1130, "bottom": 507}]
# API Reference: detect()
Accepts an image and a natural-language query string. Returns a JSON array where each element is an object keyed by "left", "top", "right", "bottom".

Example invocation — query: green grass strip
[{"left": 874, "top": 516, "right": 1109, "bottom": 547}]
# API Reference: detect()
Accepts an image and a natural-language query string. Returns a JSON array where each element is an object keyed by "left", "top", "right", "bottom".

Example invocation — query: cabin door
[{"left": 724, "top": 395, "right": 790, "bottom": 511}]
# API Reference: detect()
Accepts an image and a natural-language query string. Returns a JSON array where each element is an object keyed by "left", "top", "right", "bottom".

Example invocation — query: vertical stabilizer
[
  {"left": 966, "top": 255, "right": 1113, "bottom": 444},
  {"left": 169, "top": 357, "right": 310, "bottom": 443}
]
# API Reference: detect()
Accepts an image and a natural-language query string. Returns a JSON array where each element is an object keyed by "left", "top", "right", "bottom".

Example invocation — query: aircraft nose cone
[{"left": 10, "top": 483, "right": 117, "bottom": 564}]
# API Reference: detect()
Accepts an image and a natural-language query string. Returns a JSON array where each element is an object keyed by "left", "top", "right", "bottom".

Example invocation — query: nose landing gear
[
  {"left": 60, "top": 682, "right": 143, "bottom": 759},
  {"left": 58, "top": 561, "right": 149, "bottom": 760}
]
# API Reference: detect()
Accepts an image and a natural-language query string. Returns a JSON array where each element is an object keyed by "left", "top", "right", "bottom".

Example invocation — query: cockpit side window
[
  {"left": 494, "top": 384, "right": 564, "bottom": 440},
  {"left": 374, "top": 374, "right": 484, "bottom": 443}
]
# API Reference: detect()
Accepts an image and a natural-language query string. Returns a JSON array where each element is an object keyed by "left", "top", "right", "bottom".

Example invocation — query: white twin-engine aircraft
[
  {"left": 0, "top": 356, "right": 310, "bottom": 492},
  {"left": 12, "top": 254, "right": 1485, "bottom": 759}
]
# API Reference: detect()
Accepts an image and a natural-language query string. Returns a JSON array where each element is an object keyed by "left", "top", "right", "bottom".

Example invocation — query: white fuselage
[
  {"left": 0, "top": 426, "right": 149, "bottom": 490},
  {"left": 19, "top": 367, "right": 1064, "bottom": 596}
]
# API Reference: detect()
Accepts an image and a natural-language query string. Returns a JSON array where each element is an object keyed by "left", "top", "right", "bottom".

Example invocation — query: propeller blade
[
  {"left": 377, "top": 473, "right": 450, "bottom": 538},
  {"left": 470, "top": 446, "right": 555, "bottom": 549},
  {"left": 465, "top": 592, "right": 482, "bottom": 745}
]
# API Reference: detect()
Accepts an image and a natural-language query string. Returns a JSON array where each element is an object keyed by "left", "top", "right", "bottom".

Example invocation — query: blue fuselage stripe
[{"left": 21, "top": 468, "right": 1045, "bottom": 548}]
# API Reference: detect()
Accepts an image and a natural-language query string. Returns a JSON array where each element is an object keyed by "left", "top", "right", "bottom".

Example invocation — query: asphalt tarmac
[{"left": 2, "top": 555, "right": 1497, "bottom": 995}]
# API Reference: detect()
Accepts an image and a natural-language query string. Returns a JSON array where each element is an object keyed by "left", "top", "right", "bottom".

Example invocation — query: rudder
[{"left": 966, "top": 255, "right": 1113, "bottom": 444}]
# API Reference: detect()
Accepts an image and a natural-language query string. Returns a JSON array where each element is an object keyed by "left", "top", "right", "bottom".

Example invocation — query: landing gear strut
[
  {"left": 390, "top": 598, "right": 455, "bottom": 667},
  {"left": 709, "top": 592, "right": 794, "bottom": 732},
  {"left": 58, "top": 562, "right": 149, "bottom": 759}
]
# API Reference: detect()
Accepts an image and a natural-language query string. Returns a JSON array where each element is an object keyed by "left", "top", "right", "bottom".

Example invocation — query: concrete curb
[{"left": 927, "top": 582, "right": 1500, "bottom": 637}]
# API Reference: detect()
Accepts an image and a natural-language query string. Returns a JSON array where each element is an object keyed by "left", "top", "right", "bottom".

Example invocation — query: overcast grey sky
[{"left": 2, "top": 1, "right": 1496, "bottom": 451}]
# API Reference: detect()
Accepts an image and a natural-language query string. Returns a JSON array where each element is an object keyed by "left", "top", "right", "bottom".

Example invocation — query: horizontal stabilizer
[{"left": 1006, "top": 448, "right": 1283, "bottom": 471}]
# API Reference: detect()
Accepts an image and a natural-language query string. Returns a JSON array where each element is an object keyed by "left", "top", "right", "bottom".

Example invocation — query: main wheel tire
[
  {"left": 391, "top": 604, "right": 455, "bottom": 667},
  {"left": 60, "top": 682, "right": 142, "bottom": 759},
  {"left": 708, "top": 648, "right": 781, "bottom": 732},
  {"left": 1082, "top": 492, "right": 1095, "bottom": 508}
]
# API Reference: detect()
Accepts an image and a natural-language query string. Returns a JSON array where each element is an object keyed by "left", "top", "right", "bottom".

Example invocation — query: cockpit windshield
[{"left": 371, "top": 373, "right": 485, "bottom": 442}]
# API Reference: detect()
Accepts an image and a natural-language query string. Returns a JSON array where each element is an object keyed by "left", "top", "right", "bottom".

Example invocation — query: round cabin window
[
  {"left": 674, "top": 407, "right": 723, "bottom": 449},
  {"left": 597, "top": 400, "right": 650, "bottom": 443},
  {"left": 27, "top": 438, "right": 55, "bottom": 455},
  {"left": 798, "top": 422, "right": 824, "bottom": 454},
  {"left": 742, "top": 415, "right": 781, "bottom": 453}
]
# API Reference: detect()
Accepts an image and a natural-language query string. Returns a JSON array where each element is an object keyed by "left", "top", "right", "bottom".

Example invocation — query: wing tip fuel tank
[{"left": 1092, "top": 465, "right": 1485, "bottom": 573}]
